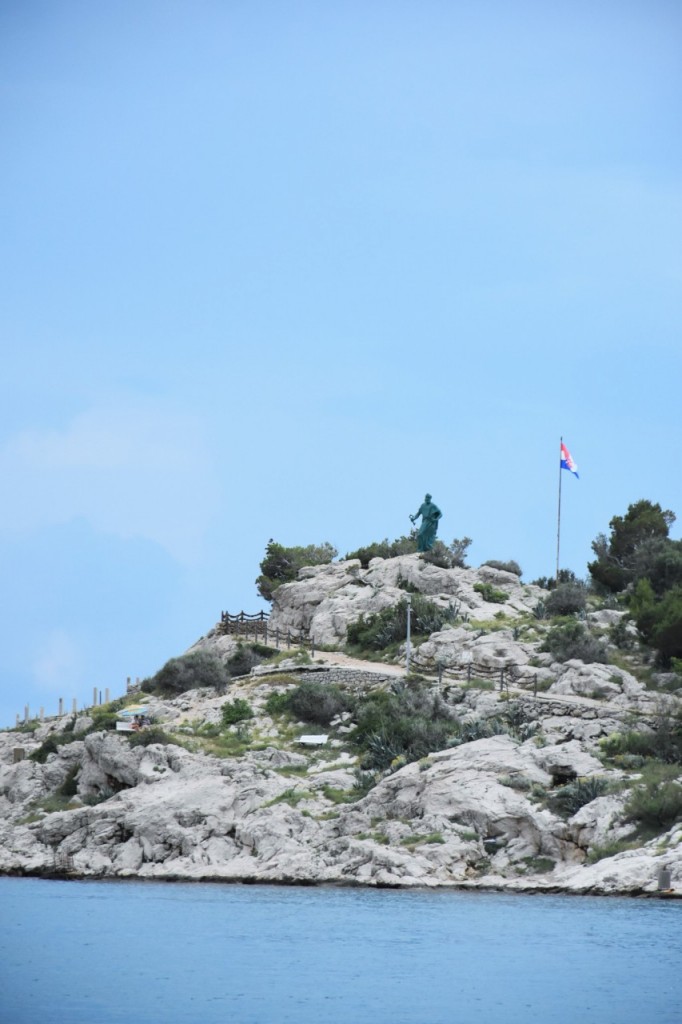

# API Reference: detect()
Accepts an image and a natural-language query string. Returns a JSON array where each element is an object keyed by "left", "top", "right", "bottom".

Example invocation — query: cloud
[{"left": 0, "top": 398, "right": 220, "bottom": 562}]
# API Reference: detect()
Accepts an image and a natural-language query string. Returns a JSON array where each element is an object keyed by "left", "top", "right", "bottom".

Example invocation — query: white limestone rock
[
  {"left": 267, "top": 555, "right": 544, "bottom": 646},
  {"left": 549, "top": 661, "right": 645, "bottom": 700}
]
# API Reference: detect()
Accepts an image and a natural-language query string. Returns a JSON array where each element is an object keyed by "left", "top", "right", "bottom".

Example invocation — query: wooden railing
[{"left": 218, "top": 610, "right": 316, "bottom": 653}]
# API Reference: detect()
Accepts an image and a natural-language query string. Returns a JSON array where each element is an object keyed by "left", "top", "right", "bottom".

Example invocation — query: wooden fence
[{"left": 219, "top": 610, "right": 316, "bottom": 653}]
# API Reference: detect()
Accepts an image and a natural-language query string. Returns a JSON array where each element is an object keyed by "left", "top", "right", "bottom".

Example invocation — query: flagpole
[{"left": 556, "top": 436, "right": 563, "bottom": 583}]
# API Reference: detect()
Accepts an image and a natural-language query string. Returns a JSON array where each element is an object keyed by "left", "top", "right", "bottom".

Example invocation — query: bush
[
  {"left": 544, "top": 583, "right": 587, "bottom": 617},
  {"left": 421, "top": 537, "right": 472, "bottom": 569},
  {"left": 354, "top": 683, "right": 455, "bottom": 770},
  {"left": 482, "top": 559, "right": 522, "bottom": 577},
  {"left": 547, "top": 776, "right": 610, "bottom": 817},
  {"left": 143, "top": 652, "right": 230, "bottom": 696},
  {"left": 128, "top": 727, "right": 175, "bottom": 747},
  {"left": 286, "top": 681, "right": 354, "bottom": 726},
  {"left": 630, "top": 580, "right": 682, "bottom": 667},
  {"left": 345, "top": 535, "right": 418, "bottom": 568},
  {"left": 588, "top": 500, "right": 676, "bottom": 594},
  {"left": 601, "top": 712, "right": 682, "bottom": 766},
  {"left": 624, "top": 763, "right": 682, "bottom": 831},
  {"left": 29, "top": 733, "right": 79, "bottom": 763},
  {"left": 347, "top": 595, "right": 458, "bottom": 651},
  {"left": 531, "top": 569, "right": 579, "bottom": 591},
  {"left": 609, "top": 617, "right": 636, "bottom": 650},
  {"left": 473, "top": 582, "right": 508, "bottom": 604},
  {"left": 256, "top": 539, "right": 337, "bottom": 600},
  {"left": 541, "top": 620, "right": 608, "bottom": 664},
  {"left": 226, "top": 645, "right": 264, "bottom": 678},
  {"left": 221, "top": 698, "right": 254, "bottom": 726}
]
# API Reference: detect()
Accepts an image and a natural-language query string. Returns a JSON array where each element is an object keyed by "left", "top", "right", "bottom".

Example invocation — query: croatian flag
[{"left": 560, "top": 442, "right": 579, "bottom": 478}]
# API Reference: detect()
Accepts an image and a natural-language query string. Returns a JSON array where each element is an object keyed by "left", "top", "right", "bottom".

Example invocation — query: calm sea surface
[{"left": 0, "top": 876, "right": 680, "bottom": 1024}]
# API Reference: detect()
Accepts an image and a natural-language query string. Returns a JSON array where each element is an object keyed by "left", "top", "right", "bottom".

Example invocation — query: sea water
[{"left": 0, "top": 876, "right": 680, "bottom": 1024}]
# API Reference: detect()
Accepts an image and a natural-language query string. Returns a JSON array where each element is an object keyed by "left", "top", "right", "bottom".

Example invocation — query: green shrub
[
  {"left": 354, "top": 683, "right": 455, "bottom": 770},
  {"left": 29, "top": 733, "right": 80, "bottom": 763},
  {"left": 541, "top": 620, "right": 608, "bottom": 664},
  {"left": 482, "top": 559, "right": 522, "bottom": 577},
  {"left": 531, "top": 570, "right": 579, "bottom": 591},
  {"left": 400, "top": 832, "right": 445, "bottom": 846},
  {"left": 473, "top": 582, "right": 508, "bottom": 604},
  {"left": 256, "top": 539, "right": 337, "bottom": 600},
  {"left": 520, "top": 856, "right": 555, "bottom": 873},
  {"left": 587, "top": 839, "right": 640, "bottom": 863},
  {"left": 347, "top": 595, "right": 458, "bottom": 651},
  {"left": 264, "top": 690, "right": 293, "bottom": 715},
  {"left": 345, "top": 535, "right": 417, "bottom": 568},
  {"left": 624, "top": 763, "right": 682, "bottom": 830},
  {"left": 609, "top": 617, "right": 636, "bottom": 650},
  {"left": 286, "top": 681, "right": 354, "bottom": 726},
  {"left": 601, "top": 713, "right": 682, "bottom": 766},
  {"left": 451, "top": 716, "right": 511, "bottom": 744},
  {"left": 421, "top": 537, "right": 472, "bottom": 569},
  {"left": 128, "top": 727, "right": 175, "bottom": 747},
  {"left": 544, "top": 583, "right": 587, "bottom": 617},
  {"left": 56, "top": 766, "right": 80, "bottom": 798},
  {"left": 143, "top": 651, "right": 230, "bottom": 696},
  {"left": 221, "top": 698, "right": 254, "bottom": 726},
  {"left": 630, "top": 580, "right": 682, "bottom": 667},
  {"left": 547, "top": 776, "right": 610, "bottom": 817}
]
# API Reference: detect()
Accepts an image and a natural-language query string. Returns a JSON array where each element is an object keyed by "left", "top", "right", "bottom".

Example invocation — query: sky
[{"left": 1, "top": 0, "right": 680, "bottom": 728}]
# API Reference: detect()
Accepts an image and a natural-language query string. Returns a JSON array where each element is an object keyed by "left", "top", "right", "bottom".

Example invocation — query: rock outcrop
[{"left": 1, "top": 555, "right": 680, "bottom": 898}]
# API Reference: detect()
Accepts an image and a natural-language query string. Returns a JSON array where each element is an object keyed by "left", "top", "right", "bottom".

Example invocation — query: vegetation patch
[
  {"left": 221, "top": 698, "right": 255, "bottom": 726},
  {"left": 347, "top": 595, "right": 459, "bottom": 652},
  {"left": 400, "top": 832, "right": 445, "bottom": 847},
  {"left": 623, "top": 762, "right": 682, "bottom": 831},
  {"left": 141, "top": 651, "right": 230, "bottom": 696},
  {"left": 547, "top": 777, "right": 610, "bottom": 817},
  {"left": 265, "top": 787, "right": 312, "bottom": 808},
  {"left": 127, "top": 727, "right": 177, "bottom": 747},
  {"left": 345, "top": 535, "right": 417, "bottom": 568},
  {"left": 473, "top": 582, "right": 508, "bottom": 604},
  {"left": 587, "top": 838, "right": 640, "bottom": 863},
  {"left": 29, "top": 733, "right": 80, "bottom": 763},
  {"left": 520, "top": 855, "right": 555, "bottom": 873},
  {"left": 541, "top": 620, "right": 608, "bottom": 664},
  {"left": 353, "top": 682, "right": 456, "bottom": 771}
]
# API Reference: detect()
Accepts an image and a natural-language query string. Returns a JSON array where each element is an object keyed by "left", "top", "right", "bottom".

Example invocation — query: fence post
[
  {"left": 311, "top": 636, "right": 315, "bottom": 658},
  {"left": 275, "top": 629, "right": 280, "bottom": 649},
  {"left": 264, "top": 623, "right": 268, "bottom": 645},
  {"left": 59, "top": 697, "right": 64, "bottom": 717},
  {"left": 467, "top": 664, "right": 472, "bottom": 684}
]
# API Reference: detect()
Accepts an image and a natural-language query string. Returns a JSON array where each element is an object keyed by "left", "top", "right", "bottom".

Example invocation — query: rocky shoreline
[{"left": 2, "top": 555, "right": 680, "bottom": 897}]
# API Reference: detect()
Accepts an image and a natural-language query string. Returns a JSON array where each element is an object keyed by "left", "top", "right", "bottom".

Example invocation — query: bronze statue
[{"left": 410, "top": 493, "right": 442, "bottom": 552}]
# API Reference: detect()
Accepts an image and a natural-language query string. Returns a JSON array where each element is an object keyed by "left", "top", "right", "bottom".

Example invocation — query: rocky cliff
[{"left": 1, "top": 555, "right": 680, "bottom": 896}]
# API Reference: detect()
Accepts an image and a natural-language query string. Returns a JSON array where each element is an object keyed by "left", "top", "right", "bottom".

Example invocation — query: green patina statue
[{"left": 410, "top": 493, "right": 442, "bottom": 552}]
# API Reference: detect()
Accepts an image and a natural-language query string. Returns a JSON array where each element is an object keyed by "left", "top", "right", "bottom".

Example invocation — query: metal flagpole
[{"left": 556, "top": 436, "right": 563, "bottom": 583}]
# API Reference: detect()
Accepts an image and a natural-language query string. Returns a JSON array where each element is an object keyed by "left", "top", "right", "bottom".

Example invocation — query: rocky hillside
[{"left": 1, "top": 555, "right": 680, "bottom": 896}]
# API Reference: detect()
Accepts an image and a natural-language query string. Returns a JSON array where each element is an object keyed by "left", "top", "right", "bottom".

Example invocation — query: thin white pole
[
  {"left": 556, "top": 436, "right": 563, "bottom": 583},
  {"left": 405, "top": 595, "right": 412, "bottom": 673}
]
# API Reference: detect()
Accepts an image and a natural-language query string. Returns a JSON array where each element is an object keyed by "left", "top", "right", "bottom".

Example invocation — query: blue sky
[{"left": 1, "top": 1, "right": 680, "bottom": 727}]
